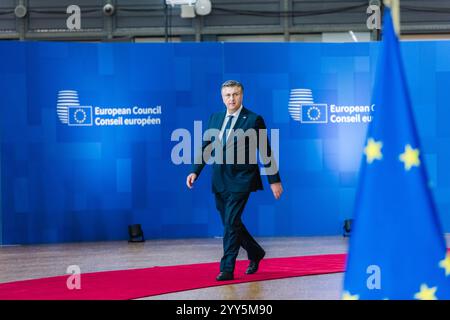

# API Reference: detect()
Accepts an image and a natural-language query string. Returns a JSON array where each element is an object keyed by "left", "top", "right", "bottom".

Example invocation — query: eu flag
[
  {"left": 301, "top": 104, "right": 328, "bottom": 123},
  {"left": 68, "top": 106, "right": 93, "bottom": 126},
  {"left": 343, "top": 8, "right": 450, "bottom": 300}
]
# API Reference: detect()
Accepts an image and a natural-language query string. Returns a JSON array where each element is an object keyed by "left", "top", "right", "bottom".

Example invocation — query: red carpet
[{"left": 0, "top": 254, "right": 346, "bottom": 300}]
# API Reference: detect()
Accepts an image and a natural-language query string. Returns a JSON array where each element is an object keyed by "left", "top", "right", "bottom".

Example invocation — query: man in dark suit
[{"left": 186, "top": 80, "right": 283, "bottom": 281}]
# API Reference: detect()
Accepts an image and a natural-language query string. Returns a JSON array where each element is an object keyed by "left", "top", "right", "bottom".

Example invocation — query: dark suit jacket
[{"left": 192, "top": 107, "right": 281, "bottom": 193}]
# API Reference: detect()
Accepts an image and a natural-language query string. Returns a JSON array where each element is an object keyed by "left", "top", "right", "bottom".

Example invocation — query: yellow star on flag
[
  {"left": 364, "top": 138, "right": 383, "bottom": 164},
  {"left": 399, "top": 144, "right": 420, "bottom": 171},
  {"left": 414, "top": 284, "right": 437, "bottom": 300},
  {"left": 342, "top": 291, "right": 359, "bottom": 300},
  {"left": 439, "top": 253, "right": 450, "bottom": 276}
]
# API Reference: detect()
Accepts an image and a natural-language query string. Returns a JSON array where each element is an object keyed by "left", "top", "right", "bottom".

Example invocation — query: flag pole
[{"left": 384, "top": 0, "right": 400, "bottom": 36}]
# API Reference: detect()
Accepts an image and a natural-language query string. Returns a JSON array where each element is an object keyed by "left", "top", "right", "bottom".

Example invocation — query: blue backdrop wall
[{"left": 1, "top": 41, "right": 449, "bottom": 244}]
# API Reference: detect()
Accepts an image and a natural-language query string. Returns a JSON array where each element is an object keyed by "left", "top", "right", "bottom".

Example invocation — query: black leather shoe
[
  {"left": 246, "top": 252, "right": 265, "bottom": 275},
  {"left": 216, "top": 272, "right": 234, "bottom": 281}
]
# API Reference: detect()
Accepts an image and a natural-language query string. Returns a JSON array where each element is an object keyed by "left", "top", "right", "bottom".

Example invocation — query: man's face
[{"left": 221, "top": 86, "right": 243, "bottom": 113}]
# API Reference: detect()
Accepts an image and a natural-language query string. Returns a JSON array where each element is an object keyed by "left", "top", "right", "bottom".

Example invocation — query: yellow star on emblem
[
  {"left": 399, "top": 144, "right": 420, "bottom": 171},
  {"left": 364, "top": 138, "right": 383, "bottom": 164},
  {"left": 342, "top": 291, "right": 359, "bottom": 300},
  {"left": 414, "top": 284, "right": 437, "bottom": 300},
  {"left": 439, "top": 253, "right": 450, "bottom": 276}
]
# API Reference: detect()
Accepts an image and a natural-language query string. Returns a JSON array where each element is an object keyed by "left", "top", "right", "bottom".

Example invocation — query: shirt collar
[{"left": 226, "top": 105, "right": 243, "bottom": 118}]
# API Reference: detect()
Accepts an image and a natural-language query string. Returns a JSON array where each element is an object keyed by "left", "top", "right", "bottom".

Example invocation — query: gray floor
[
  {"left": 1, "top": 235, "right": 448, "bottom": 300},
  {"left": 140, "top": 272, "right": 344, "bottom": 300}
]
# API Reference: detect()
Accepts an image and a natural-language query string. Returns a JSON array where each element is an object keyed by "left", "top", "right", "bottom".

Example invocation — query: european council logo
[
  {"left": 301, "top": 104, "right": 328, "bottom": 123},
  {"left": 288, "top": 88, "right": 314, "bottom": 122},
  {"left": 57, "top": 90, "right": 93, "bottom": 126},
  {"left": 288, "top": 88, "right": 328, "bottom": 124},
  {"left": 57, "top": 90, "right": 79, "bottom": 124}
]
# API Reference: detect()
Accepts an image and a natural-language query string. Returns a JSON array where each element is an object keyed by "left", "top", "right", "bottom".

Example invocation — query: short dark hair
[{"left": 221, "top": 80, "right": 243, "bottom": 92}]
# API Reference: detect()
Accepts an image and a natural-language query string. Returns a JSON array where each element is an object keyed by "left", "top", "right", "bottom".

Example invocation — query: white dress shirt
[{"left": 219, "top": 105, "right": 243, "bottom": 143}]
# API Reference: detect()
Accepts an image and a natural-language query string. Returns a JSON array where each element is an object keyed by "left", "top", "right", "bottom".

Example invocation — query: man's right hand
[{"left": 186, "top": 173, "right": 198, "bottom": 189}]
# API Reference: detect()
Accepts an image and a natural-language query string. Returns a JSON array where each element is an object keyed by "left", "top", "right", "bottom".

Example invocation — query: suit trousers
[{"left": 214, "top": 191, "right": 265, "bottom": 273}]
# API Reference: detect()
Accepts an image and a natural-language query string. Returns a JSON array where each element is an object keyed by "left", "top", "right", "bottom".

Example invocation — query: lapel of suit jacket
[
  {"left": 233, "top": 106, "right": 248, "bottom": 131},
  {"left": 216, "top": 111, "right": 227, "bottom": 130}
]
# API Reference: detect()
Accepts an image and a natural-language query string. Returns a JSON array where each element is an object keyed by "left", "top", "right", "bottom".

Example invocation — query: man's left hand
[{"left": 270, "top": 182, "right": 283, "bottom": 200}]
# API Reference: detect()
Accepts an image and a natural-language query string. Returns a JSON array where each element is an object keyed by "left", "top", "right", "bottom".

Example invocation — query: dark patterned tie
[{"left": 222, "top": 115, "right": 234, "bottom": 147}]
